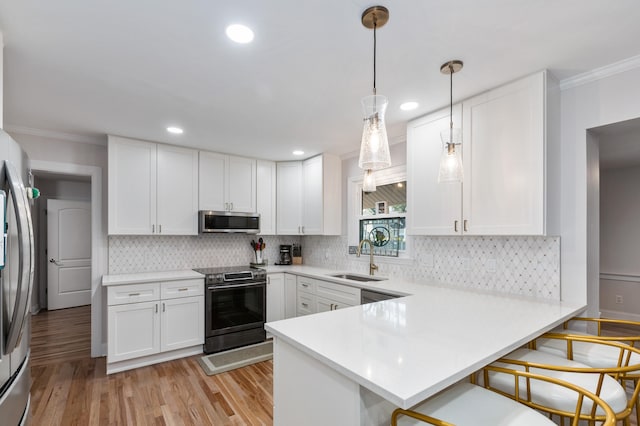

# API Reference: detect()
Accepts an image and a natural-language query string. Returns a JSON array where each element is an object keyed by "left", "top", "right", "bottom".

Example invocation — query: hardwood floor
[{"left": 30, "top": 306, "right": 273, "bottom": 425}]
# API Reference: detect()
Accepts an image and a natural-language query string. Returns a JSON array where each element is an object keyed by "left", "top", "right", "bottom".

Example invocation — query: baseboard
[
  {"left": 599, "top": 309, "right": 640, "bottom": 322},
  {"left": 106, "top": 345, "right": 203, "bottom": 374}
]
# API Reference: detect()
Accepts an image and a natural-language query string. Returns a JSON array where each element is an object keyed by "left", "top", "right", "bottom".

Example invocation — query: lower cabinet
[
  {"left": 267, "top": 273, "right": 298, "bottom": 322},
  {"left": 296, "top": 276, "right": 361, "bottom": 316},
  {"left": 106, "top": 278, "right": 204, "bottom": 374}
]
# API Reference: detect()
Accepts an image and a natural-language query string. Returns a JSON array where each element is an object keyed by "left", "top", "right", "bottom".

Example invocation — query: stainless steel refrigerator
[{"left": 0, "top": 129, "right": 35, "bottom": 425}]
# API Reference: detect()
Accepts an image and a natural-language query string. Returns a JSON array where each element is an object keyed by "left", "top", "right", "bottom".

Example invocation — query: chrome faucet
[{"left": 356, "top": 239, "right": 378, "bottom": 276}]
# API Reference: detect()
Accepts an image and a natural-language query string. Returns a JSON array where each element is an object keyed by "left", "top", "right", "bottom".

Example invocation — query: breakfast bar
[{"left": 265, "top": 284, "right": 585, "bottom": 426}]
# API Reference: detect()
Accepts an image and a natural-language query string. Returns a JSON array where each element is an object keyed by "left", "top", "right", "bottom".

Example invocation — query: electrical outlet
[
  {"left": 486, "top": 258, "right": 497, "bottom": 273},
  {"left": 348, "top": 246, "right": 357, "bottom": 254},
  {"left": 616, "top": 295, "right": 624, "bottom": 304},
  {"left": 461, "top": 257, "right": 471, "bottom": 271},
  {"left": 423, "top": 253, "right": 434, "bottom": 268}
]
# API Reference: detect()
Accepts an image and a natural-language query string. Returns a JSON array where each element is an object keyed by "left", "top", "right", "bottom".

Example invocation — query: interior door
[{"left": 47, "top": 199, "right": 91, "bottom": 310}]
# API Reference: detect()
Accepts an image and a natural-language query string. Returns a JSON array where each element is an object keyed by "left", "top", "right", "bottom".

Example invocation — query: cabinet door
[
  {"left": 227, "top": 156, "right": 257, "bottom": 213},
  {"left": 108, "top": 137, "right": 156, "bottom": 235},
  {"left": 462, "top": 72, "right": 545, "bottom": 235},
  {"left": 157, "top": 145, "right": 199, "bottom": 235},
  {"left": 108, "top": 301, "right": 160, "bottom": 362},
  {"left": 267, "top": 274, "right": 285, "bottom": 323},
  {"left": 256, "top": 160, "right": 276, "bottom": 235},
  {"left": 160, "top": 296, "right": 204, "bottom": 352},
  {"left": 302, "top": 156, "right": 323, "bottom": 235},
  {"left": 198, "top": 151, "right": 227, "bottom": 211},
  {"left": 284, "top": 274, "right": 297, "bottom": 319},
  {"left": 407, "top": 106, "right": 463, "bottom": 235},
  {"left": 276, "top": 162, "right": 302, "bottom": 235}
]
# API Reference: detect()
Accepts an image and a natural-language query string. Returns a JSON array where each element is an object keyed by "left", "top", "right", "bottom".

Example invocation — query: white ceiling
[{"left": 1, "top": 0, "right": 640, "bottom": 161}]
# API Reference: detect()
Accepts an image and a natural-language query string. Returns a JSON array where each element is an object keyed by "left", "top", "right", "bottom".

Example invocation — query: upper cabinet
[
  {"left": 276, "top": 154, "right": 341, "bottom": 235},
  {"left": 108, "top": 136, "right": 199, "bottom": 235},
  {"left": 407, "top": 70, "right": 559, "bottom": 236},
  {"left": 256, "top": 160, "right": 277, "bottom": 235},
  {"left": 199, "top": 152, "right": 256, "bottom": 213}
]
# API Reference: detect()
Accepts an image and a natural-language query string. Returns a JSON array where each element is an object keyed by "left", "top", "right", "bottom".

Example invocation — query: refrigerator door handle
[{"left": 4, "top": 161, "right": 35, "bottom": 354}]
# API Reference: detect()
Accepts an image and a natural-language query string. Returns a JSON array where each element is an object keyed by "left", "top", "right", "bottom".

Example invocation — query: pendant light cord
[
  {"left": 449, "top": 63, "right": 454, "bottom": 144},
  {"left": 373, "top": 18, "right": 377, "bottom": 96}
]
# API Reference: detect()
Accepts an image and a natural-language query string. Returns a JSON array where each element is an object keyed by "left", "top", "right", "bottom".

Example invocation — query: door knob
[{"left": 49, "top": 258, "right": 63, "bottom": 266}]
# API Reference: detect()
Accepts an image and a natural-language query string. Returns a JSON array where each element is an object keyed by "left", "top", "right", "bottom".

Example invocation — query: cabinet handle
[
  {"left": 302, "top": 283, "right": 308, "bottom": 287},
  {"left": 152, "top": 224, "right": 155, "bottom": 233},
  {"left": 159, "top": 224, "right": 162, "bottom": 233},
  {"left": 155, "top": 304, "right": 158, "bottom": 313},
  {"left": 128, "top": 292, "right": 140, "bottom": 297},
  {"left": 463, "top": 220, "right": 468, "bottom": 232},
  {"left": 301, "top": 226, "right": 305, "bottom": 234},
  {"left": 454, "top": 220, "right": 458, "bottom": 232},
  {"left": 178, "top": 288, "right": 188, "bottom": 292},
  {"left": 302, "top": 302, "right": 308, "bottom": 307},
  {"left": 230, "top": 202, "right": 234, "bottom": 210},
  {"left": 162, "top": 302, "right": 166, "bottom": 312}
]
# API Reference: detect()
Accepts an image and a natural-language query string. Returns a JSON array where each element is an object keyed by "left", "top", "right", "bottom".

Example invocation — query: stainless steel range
[{"left": 194, "top": 266, "right": 267, "bottom": 354}]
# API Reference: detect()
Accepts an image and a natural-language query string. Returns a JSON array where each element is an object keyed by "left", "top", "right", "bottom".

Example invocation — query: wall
[
  {"left": 599, "top": 165, "right": 640, "bottom": 319},
  {"left": 561, "top": 65, "right": 640, "bottom": 315}
]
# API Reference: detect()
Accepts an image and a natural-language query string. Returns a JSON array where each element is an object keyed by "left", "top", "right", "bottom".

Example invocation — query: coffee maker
[{"left": 278, "top": 245, "right": 292, "bottom": 265}]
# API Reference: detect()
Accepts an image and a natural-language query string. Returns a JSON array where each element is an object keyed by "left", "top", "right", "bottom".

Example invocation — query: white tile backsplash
[
  {"left": 108, "top": 235, "right": 301, "bottom": 273},
  {"left": 301, "top": 235, "right": 560, "bottom": 300},
  {"left": 109, "top": 234, "right": 559, "bottom": 301}
]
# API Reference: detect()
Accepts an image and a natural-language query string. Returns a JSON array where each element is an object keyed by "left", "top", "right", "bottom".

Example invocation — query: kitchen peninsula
[{"left": 265, "top": 274, "right": 584, "bottom": 426}]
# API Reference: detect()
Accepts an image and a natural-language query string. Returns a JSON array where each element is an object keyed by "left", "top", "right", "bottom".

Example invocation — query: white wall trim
[
  {"left": 559, "top": 54, "right": 640, "bottom": 91},
  {"left": 600, "top": 273, "right": 640, "bottom": 283},
  {"left": 6, "top": 125, "right": 106, "bottom": 146},
  {"left": 600, "top": 309, "right": 640, "bottom": 323},
  {"left": 29, "top": 160, "right": 106, "bottom": 357}
]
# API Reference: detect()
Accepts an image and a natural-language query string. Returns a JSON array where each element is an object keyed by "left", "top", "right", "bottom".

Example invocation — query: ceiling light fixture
[
  {"left": 358, "top": 6, "right": 391, "bottom": 173},
  {"left": 166, "top": 126, "right": 184, "bottom": 134},
  {"left": 292, "top": 150, "right": 304, "bottom": 156},
  {"left": 437, "top": 60, "right": 464, "bottom": 183},
  {"left": 226, "top": 24, "right": 254, "bottom": 44},
  {"left": 400, "top": 101, "right": 419, "bottom": 111},
  {"left": 363, "top": 169, "right": 377, "bottom": 192}
]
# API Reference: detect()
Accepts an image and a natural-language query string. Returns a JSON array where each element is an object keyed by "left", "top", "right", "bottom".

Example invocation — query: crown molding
[
  {"left": 3, "top": 124, "right": 107, "bottom": 146},
  {"left": 559, "top": 54, "right": 640, "bottom": 91}
]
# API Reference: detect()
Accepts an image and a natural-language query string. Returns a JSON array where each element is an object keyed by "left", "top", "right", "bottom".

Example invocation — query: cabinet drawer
[
  {"left": 296, "top": 292, "right": 316, "bottom": 316},
  {"left": 316, "top": 295, "right": 356, "bottom": 313},
  {"left": 316, "top": 280, "right": 360, "bottom": 306},
  {"left": 108, "top": 283, "right": 161, "bottom": 306},
  {"left": 297, "top": 276, "right": 316, "bottom": 294},
  {"left": 161, "top": 279, "right": 204, "bottom": 299}
]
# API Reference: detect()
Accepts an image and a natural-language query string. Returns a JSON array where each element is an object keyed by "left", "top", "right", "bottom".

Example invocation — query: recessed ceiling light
[
  {"left": 400, "top": 101, "right": 419, "bottom": 111},
  {"left": 226, "top": 24, "right": 254, "bottom": 44},
  {"left": 292, "top": 150, "right": 304, "bottom": 156},
  {"left": 166, "top": 126, "right": 183, "bottom": 134}
]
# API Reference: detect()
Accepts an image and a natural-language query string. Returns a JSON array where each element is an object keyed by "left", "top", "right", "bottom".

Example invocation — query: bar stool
[
  {"left": 391, "top": 367, "right": 615, "bottom": 426},
  {"left": 488, "top": 334, "right": 640, "bottom": 425}
]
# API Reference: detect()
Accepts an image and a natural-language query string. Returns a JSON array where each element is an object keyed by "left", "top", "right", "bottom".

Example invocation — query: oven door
[{"left": 206, "top": 282, "right": 266, "bottom": 337}]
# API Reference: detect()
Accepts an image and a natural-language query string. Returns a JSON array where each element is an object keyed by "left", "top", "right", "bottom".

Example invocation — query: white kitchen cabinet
[
  {"left": 199, "top": 151, "right": 256, "bottom": 213},
  {"left": 256, "top": 160, "right": 276, "bottom": 235},
  {"left": 284, "top": 273, "right": 297, "bottom": 319},
  {"left": 295, "top": 276, "right": 360, "bottom": 316},
  {"left": 108, "top": 136, "right": 198, "bottom": 235},
  {"left": 407, "top": 105, "right": 463, "bottom": 235},
  {"left": 276, "top": 154, "right": 341, "bottom": 235},
  {"left": 267, "top": 273, "right": 285, "bottom": 323},
  {"left": 407, "top": 70, "right": 558, "bottom": 236},
  {"left": 106, "top": 277, "right": 204, "bottom": 374}
]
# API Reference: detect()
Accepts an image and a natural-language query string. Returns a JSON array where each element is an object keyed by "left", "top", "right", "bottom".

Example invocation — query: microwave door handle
[{"left": 4, "top": 161, "right": 35, "bottom": 354}]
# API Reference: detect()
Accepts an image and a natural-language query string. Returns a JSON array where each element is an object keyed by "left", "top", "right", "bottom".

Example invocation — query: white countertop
[
  {"left": 265, "top": 266, "right": 585, "bottom": 409},
  {"left": 102, "top": 269, "right": 204, "bottom": 286}
]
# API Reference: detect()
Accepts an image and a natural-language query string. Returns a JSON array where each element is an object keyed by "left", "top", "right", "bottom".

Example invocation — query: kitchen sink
[{"left": 327, "top": 273, "right": 388, "bottom": 282}]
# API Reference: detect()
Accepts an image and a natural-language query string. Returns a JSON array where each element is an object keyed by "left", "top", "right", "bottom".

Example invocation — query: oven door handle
[{"left": 208, "top": 282, "right": 265, "bottom": 290}]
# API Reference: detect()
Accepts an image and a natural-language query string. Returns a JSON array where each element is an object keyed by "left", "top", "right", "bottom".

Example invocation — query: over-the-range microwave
[{"left": 198, "top": 210, "right": 260, "bottom": 234}]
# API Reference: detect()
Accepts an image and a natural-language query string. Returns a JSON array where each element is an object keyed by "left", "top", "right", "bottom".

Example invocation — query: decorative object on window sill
[
  {"left": 359, "top": 217, "right": 405, "bottom": 257},
  {"left": 363, "top": 169, "right": 377, "bottom": 192},
  {"left": 438, "top": 59, "right": 464, "bottom": 183},
  {"left": 358, "top": 6, "right": 391, "bottom": 172},
  {"left": 375, "top": 201, "right": 388, "bottom": 215}
]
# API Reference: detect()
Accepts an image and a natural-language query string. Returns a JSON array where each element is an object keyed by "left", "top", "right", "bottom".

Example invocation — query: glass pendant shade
[
  {"left": 438, "top": 128, "right": 463, "bottom": 183},
  {"left": 363, "top": 169, "right": 377, "bottom": 192},
  {"left": 359, "top": 94, "right": 391, "bottom": 170}
]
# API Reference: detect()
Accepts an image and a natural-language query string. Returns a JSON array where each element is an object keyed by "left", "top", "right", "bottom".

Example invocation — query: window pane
[
  {"left": 362, "top": 181, "right": 407, "bottom": 215},
  {"left": 359, "top": 217, "right": 406, "bottom": 257}
]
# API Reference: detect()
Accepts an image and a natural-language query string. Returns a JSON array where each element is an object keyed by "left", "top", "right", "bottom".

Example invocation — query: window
[{"left": 348, "top": 166, "right": 409, "bottom": 259}]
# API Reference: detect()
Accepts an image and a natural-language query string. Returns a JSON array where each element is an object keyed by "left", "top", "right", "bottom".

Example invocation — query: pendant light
[
  {"left": 363, "top": 169, "right": 377, "bottom": 192},
  {"left": 438, "top": 60, "right": 464, "bottom": 183},
  {"left": 358, "top": 6, "right": 391, "bottom": 172}
]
